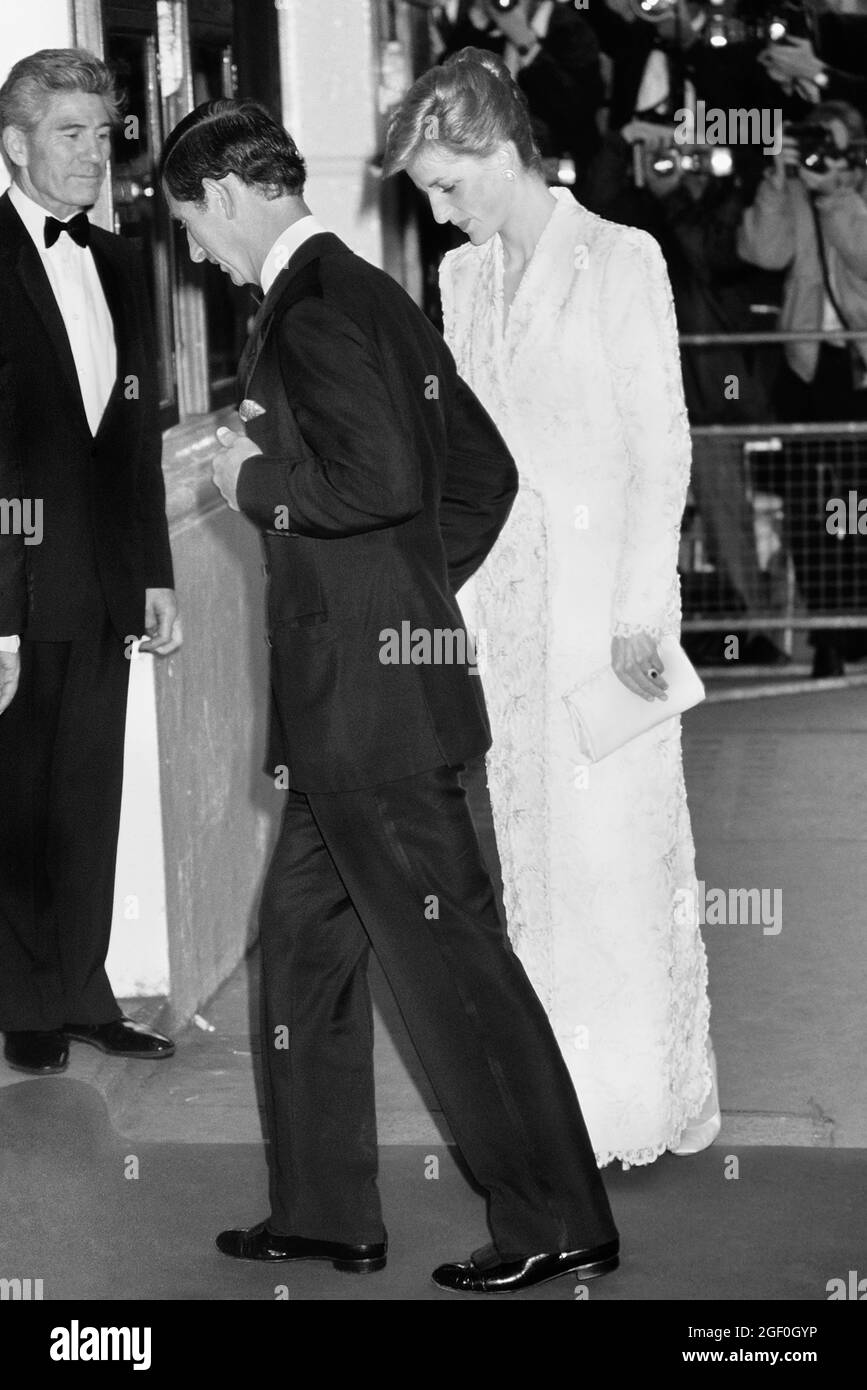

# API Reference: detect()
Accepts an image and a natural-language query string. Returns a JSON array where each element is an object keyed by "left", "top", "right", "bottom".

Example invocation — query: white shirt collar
[
  {"left": 260, "top": 215, "right": 326, "bottom": 295},
  {"left": 532, "top": 1, "right": 554, "bottom": 40},
  {"left": 8, "top": 180, "right": 88, "bottom": 250}
]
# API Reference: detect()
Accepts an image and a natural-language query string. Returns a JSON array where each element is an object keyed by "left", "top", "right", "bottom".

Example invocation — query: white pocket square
[{"left": 239, "top": 398, "right": 267, "bottom": 422}]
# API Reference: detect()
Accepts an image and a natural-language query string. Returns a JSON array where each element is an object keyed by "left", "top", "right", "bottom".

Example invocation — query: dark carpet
[{"left": 0, "top": 1080, "right": 863, "bottom": 1301}]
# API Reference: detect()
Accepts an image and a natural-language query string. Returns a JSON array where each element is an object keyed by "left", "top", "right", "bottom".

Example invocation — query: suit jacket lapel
[
  {"left": 237, "top": 231, "right": 345, "bottom": 400},
  {"left": 236, "top": 286, "right": 269, "bottom": 400},
  {"left": 89, "top": 234, "right": 127, "bottom": 438},
  {"left": 0, "top": 193, "right": 123, "bottom": 437},
  {"left": 12, "top": 237, "right": 89, "bottom": 429}
]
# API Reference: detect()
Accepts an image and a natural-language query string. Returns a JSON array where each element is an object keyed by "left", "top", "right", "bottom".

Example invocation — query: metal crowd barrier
[{"left": 677, "top": 329, "right": 867, "bottom": 675}]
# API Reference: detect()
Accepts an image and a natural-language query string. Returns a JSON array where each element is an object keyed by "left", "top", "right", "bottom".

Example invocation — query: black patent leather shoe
[
  {"left": 216, "top": 1221, "right": 387, "bottom": 1272},
  {"left": 3, "top": 1029, "right": 69, "bottom": 1074},
  {"left": 63, "top": 1017, "right": 175, "bottom": 1058},
  {"left": 432, "top": 1239, "right": 619, "bottom": 1293}
]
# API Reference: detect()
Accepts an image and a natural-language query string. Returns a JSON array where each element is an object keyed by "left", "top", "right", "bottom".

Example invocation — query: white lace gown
[{"left": 441, "top": 187, "right": 712, "bottom": 1168}]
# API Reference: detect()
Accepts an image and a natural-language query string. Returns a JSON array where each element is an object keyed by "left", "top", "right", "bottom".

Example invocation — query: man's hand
[
  {"left": 213, "top": 426, "right": 262, "bottom": 511},
  {"left": 482, "top": 0, "right": 536, "bottom": 51},
  {"left": 611, "top": 631, "right": 669, "bottom": 702},
  {"left": 0, "top": 651, "right": 20, "bottom": 714},
  {"left": 759, "top": 37, "right": 825, "bottom": 88},
  {"left": 620, "top": 120, "right": 678, "bottom": 151},
  {"left": 140, "top": 588, "right": 183, "bottom": 656},
  {"left": 800, "top": 162, "right": 852, "bottom": 196},
  {"left": 762, "top": 136, "right": 799, "bottom": 192}
]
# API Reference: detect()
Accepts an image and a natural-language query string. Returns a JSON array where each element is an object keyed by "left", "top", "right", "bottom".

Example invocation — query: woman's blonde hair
[{"left": 384, "top": 47, "right": 542, "bottom": 178}]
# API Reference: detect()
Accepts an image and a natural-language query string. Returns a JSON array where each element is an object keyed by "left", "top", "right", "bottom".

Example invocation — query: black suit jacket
[
  {"left": 0, "top": 191, "right": 173, "bottom": 642},
  {"left": 235, "top": 231, "right": 518, "bottom": 793}
]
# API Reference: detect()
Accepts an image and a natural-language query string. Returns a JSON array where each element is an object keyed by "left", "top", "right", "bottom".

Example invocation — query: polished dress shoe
[
  {"left": 63, "top": 1017, "right": 175, "bottom": 1058},
  {"left": 216, "top": 1221, "right": 387, "bottom": 1272},
  {"left": 432, "top": 1238, "right": 619, "bottom": 1293},
  {"left": 3, "top": 1029, "right": 69, "bottom": 1074}
]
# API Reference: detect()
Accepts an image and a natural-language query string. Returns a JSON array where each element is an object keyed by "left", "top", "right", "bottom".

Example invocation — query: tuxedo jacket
[
  {"left": 0, "top": 191, "right": 173, "bottom": 642},
  {"left": 235, "top": 231, "right": 518, "bottom": 793}
]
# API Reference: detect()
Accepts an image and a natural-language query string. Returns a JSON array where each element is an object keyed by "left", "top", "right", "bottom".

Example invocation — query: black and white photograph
[{"left": 0, "top": 0, "right": 864, "bottom": 1362}]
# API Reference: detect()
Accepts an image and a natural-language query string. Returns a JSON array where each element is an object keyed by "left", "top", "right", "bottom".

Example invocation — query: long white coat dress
[{"left": 441, "top": 187, "right": 712, "bottom": 1167}]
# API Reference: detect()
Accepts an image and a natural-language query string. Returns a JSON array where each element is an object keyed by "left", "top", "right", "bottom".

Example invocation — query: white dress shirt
[
  {"left": 2, "top": 183, "right": 118, "bottom": 645},
  {"left": 260, "top": 215, "right": 326, "bottom": 295}
]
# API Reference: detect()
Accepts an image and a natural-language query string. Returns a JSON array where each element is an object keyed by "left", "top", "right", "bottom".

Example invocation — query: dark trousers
[
  {"left": 258, "top": 763, "right": 616, "bottom": 1258},
  {"left": 690, "top": 434, "right": 767, "bottom": 618},
  {"left": 0, "top": 609, "right": 130, "bottom": 1029},
  {"left": 460, "top": 754, "right": 507, "bottom": 929}
]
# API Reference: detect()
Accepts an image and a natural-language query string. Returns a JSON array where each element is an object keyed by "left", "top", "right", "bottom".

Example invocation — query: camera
[
  {"left": 784, "top": 122, "right": 867, "bottom": 175},
  {"left": 649, "top": 146, "right": 735, "bottom": 178},
  {"left": 763, "top": 1, "right": 811, "bottom": 43},
  {"left": 631, "top": 0, "right": 811, "bottom": 47}
]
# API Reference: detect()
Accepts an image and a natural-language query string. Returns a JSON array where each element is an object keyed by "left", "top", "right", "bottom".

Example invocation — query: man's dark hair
[{"left": 159, "top": 98, "right": 306, "bottom": 205}]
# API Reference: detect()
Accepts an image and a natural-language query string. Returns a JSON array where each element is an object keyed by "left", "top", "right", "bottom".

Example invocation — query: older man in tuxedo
[
  {"left": 160, "top": 98, "right": 619, "bottom": 1294},
  {"left": 0, "top": 49, "right": 180, "bottom": 1075}
]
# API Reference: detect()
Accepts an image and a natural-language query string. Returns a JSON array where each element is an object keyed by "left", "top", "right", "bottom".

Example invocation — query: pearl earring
[{"left": 504, "top": 169, "right": 516, "bottom": 181}]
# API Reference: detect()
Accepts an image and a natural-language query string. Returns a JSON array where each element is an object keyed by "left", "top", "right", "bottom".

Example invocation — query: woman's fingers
[
  {"left": 635, "top": 666, "right": 669, "bottom": 700},
  {"left": 642, "top": 645, "right": 669, "bottom": 699},
  {"left": 611, "top": 634, "right": 669, "bottom": 700},
  {"left": 613, "top": 659, "right": 668, "bottom": 701}
]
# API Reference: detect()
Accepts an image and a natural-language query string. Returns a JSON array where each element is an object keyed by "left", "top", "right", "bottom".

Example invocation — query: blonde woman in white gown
[{"left": 385, "top": 48, "right": 719, "bottom": 1167}]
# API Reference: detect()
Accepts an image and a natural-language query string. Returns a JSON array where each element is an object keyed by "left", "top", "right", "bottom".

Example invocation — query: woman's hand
[{"left": 611, "top": 631, "right": 669, "bottom": 702}]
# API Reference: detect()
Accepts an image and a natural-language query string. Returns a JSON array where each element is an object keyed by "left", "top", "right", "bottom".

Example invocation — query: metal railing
[{"left": 677, "top": 329, "right": 867, "bottom": 671}]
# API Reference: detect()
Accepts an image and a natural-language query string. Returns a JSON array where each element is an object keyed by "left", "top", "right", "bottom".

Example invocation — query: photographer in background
[
  {"left": 434, "top": 1, "right": 604, "bottom": 174},
  {"left": 738, "top": 101, "right": 867, "bottom": 675},
  {"left": 758, "top": 0, "right": 867, "bottom": 116},
  {"left": 583, "top": 121, "right": 787, "bottom": 663},
  {"left": 587, "top": 0, "right": 789, "bottom": 197}
]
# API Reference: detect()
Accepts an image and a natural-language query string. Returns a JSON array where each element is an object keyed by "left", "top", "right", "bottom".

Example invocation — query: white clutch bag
[{"left": 562, "top": 635, "right": 705, "bottom": 764}]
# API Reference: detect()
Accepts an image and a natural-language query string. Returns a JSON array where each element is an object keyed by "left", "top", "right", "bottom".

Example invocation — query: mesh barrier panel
[{"left": 682, "top": 425, "right": 867, "bottom": 645}]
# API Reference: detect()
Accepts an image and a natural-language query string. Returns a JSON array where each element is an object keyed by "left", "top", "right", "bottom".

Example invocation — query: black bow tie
[{"left": 44, "top": 212, "right": 91, "bottom": 249}]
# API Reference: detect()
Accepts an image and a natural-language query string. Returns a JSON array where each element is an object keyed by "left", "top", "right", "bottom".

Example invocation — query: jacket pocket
[{"left": 265, "top": 535, "right": 327, "bottom": 628}]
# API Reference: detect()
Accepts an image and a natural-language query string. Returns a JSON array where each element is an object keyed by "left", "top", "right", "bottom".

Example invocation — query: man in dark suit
[
  {"left": 0, "top": 49, "right": 180, "bottom": 1075},
  {"left": 160, "top": 98, "right": 619, "bottom": 1294}
]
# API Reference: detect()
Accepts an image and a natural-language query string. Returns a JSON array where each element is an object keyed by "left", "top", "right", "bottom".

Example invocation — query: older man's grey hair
[{"left": 0, "top": 48, "right": 123, "bottom": 160}]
